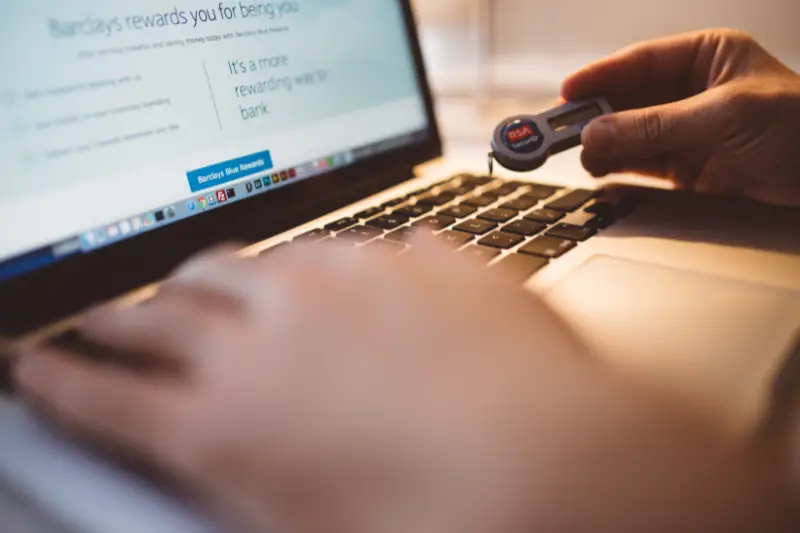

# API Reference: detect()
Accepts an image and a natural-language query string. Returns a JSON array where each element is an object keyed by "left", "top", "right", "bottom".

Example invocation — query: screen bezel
[{"left": 0, "top": 0, "right": 442, "bottom": 336}]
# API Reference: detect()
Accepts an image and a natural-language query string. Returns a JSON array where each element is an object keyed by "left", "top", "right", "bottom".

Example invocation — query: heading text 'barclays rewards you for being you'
[{"left": 48, "top": 2, "right": 300, "bottom": 38}]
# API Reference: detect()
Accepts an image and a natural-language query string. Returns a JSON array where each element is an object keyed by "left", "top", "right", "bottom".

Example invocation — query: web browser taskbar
[
  {"left": 0, "top": 130, "right": 428, "bottom": 282},
  {"left": 0, "top": 143, "right": 381, "bottom": 282}
]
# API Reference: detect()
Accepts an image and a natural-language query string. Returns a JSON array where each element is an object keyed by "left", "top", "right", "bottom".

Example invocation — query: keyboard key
[
  {"left": 461, "top": 245, "right": 501, "bottom": 263},
  {"left": 478, "top": 208, "right": 517, "bottom": 223},
  {"left": 438, "top": 230, "right": 474, "bottom": 247},
  {"left": 584, "top": 202, "right": 616, "bottom": 218},
  {"left": 417, "top": 193, "right": 457, "bottom": 206},
  {"left": 546, "top": 223, "right": 597, "bottom": 242},
  {"left": 492, "top": 182, "right": 523, "bottom": 196},
  {"left": 503, "top": 220, "right": 546, "bottom": 237},
  {"left": 501, "top": 196, "right": 539, "bottom": 211},
  {"left": 585, "top": 199, "right": 636, "bottom": 225},
  {"left": 522, "top": 184, "right": 561, "bottom": 200},
  {"left": 524, "top": 208, "right": 565, "bottom": 224},
  {"left": 367, "top": 214, "right": 410, "bottom": 230},
  {"left": 449, "top": 183, "right": 478, "bottom": 195},
  {"left": 365, "top": 239, "right": 407, "bottom": 254},
  {"left": 546, "top": 189, "right": 596, "bottom": 212},
  {"left": 453, "top": 219, "right": 497, "bottom": 235},
  {"left": 339, "top": 225, "right": 384, "bottom": 243},
  {"left": 414, "top": 214, "right": 456, "bottom": 231},
  {"left": 395, "top": 204, "right": 433, "bottom": 218},
  {"left": 493, "top": 254, "right": 549, "bottom": 283},
  {"left": 519, "top": 236, "right": 576, "bottom": 259},
  {"left": 296, "top": 228, "right": 330, "bottom": 241},
  {"left": 561, "top": 211, "right": 600, "bottom": 228},
  {"left": 440, "top": 204, "right": 477, "bottom": 219},
  {"left": 462, "top": 176, "right": 493, "bottom": 186},
  {"left": 386, "top": 227, "right": 417, "bottom": 242},
  {"left": 354, "top": 206, "right": 384, "bottom": 219},
  {"left": 478, "top": 231, "right": 525, "bottom": 249},
  {"left": 593, "top": 201, "right": 628, "bottom": 227},
  {"left": 463, "top": 194, "right": 497, "bottom": 208},
  {"left": 325, "top": 217, "right": 358, "bottom": 232}
]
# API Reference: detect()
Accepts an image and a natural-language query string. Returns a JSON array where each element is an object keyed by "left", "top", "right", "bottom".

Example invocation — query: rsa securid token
[{"left": 490, "top": 97, "right": 613, "bottom": 173}]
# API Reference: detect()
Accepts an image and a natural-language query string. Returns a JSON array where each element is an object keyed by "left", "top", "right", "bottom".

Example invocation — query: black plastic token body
[{"left": 490, "top": 98, "right": 613, "bottom": 173}]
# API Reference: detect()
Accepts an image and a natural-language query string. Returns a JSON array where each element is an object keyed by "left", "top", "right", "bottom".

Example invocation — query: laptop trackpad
[{"left": 544, "top": 255, "right": 800, "bottom": 438}]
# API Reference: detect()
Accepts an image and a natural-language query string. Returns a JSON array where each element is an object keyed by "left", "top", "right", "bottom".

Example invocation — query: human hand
[
  {"left": 563, "top": 29, "right": 800, "bottom": 207},
  {"left": 14, "top": 238, "right": 796, "bottom": 533}
]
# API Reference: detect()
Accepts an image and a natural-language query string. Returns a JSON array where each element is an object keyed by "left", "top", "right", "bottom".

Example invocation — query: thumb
[{"left": 582, "top": 90, "right": 728, "bottom": 161}]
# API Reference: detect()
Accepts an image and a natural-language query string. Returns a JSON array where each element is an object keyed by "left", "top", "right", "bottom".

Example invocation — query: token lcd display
[{"left": 548, "top": 102, "right": 604, "bottom": 132}]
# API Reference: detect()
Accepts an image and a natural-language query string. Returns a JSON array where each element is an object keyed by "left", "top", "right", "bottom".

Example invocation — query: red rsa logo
[{"left": 506, "top": 124, "right": 535, "bottom": 143}]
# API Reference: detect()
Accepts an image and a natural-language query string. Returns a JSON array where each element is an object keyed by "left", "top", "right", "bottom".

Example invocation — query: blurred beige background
[{"left": 413, "top": 0, "right": 800, "bottom": 97}]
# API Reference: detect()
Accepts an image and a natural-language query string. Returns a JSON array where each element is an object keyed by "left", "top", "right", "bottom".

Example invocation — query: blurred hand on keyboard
[
  {"left": 14, "top": 237, "right": 795, "bottom": 533},
  {"left": 564, "top": 29, "right": 800, "bottom": 207}
]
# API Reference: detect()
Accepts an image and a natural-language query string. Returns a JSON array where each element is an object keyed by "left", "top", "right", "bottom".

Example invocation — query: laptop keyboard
[
  {"left": 2, "top": 175, "right": 641, "bottom": 392},
  {"left": 261, "top": 173, "right": 641, "bottom": 282}
]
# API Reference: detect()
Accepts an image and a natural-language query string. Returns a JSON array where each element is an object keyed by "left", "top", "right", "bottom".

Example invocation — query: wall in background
[
  {"left": 413, "top": 0, "right": 800, "bottom": 96},
  {"left": 412, "top": 1, "right": 481, "bottom": 95}
]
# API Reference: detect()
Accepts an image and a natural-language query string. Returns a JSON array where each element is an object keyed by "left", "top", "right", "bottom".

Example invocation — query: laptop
[{"left": 1, "top": 1, "right": 799, "bottom": 531}]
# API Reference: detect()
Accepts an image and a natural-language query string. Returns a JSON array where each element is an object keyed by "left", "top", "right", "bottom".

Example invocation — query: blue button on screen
[{"left": 186, "top": 150, "right": 274, "bottom": 192}]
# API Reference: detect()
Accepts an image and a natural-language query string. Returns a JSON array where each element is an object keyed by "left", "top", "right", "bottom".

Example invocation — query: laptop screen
[{"left": 0, "top": 0, "right": 429, "bottom": 281}]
